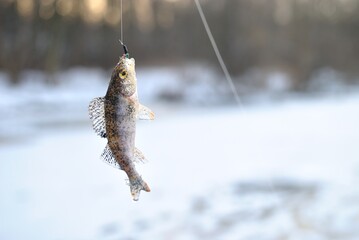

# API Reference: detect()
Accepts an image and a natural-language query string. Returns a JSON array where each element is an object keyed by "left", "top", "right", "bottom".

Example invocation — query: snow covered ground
[{"left": 0, "top": 69, "right": 359, "bottom": 240}]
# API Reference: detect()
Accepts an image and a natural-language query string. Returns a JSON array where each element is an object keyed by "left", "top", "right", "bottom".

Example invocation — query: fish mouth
[{"left": 121, "top": 58, "right": 135, "bottom": 68}]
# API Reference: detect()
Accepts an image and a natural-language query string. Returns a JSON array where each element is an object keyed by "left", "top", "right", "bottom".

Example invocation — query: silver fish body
[{"left": 89, "top": 57, "right": 154, "bottom": 201}]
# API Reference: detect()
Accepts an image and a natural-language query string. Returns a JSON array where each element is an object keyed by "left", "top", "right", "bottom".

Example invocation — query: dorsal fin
[
  {"left": 101, "top": 144, "right": 122, "bottom": 169},
  {"left": 100, "top": 145, "right": 147, "bottom": 170},
  {"left": 89, "top": 97, "right": 107, "bottom": 138}
]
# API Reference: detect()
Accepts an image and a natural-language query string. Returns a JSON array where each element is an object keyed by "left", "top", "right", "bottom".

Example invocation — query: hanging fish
[{"left": 89, "top": 43, "right": 154, "bottom": 201}]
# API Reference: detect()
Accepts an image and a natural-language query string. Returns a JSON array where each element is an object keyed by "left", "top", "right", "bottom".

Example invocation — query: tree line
[{"left": 1, "top": 0, "right": 359, "bottom": 89}]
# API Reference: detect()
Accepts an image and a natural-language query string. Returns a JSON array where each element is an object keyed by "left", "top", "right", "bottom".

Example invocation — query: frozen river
[{"left": 0, "top": 70, "right": 359, "bottom": 239}]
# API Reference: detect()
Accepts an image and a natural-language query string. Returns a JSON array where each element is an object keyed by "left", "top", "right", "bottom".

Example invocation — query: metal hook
[{"left": 119, "top": 39, "right": 129, "bottom": 58}]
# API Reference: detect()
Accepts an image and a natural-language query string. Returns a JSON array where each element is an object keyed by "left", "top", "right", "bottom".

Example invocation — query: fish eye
[{"left": 119, "top": 70, "right": 127, "bottom": 79}]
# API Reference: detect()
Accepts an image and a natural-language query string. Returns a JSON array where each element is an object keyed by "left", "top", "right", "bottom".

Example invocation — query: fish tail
[{"left": 129, "top": 176, "right": 151, "bottom": 201}]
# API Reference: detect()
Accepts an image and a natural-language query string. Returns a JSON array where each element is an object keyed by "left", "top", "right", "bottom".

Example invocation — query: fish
[{"left": 88, "top": 49, "right": 155, "bottom": 201}]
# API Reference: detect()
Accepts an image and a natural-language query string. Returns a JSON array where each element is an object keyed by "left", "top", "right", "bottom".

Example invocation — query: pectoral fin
[
  {"left": 89, "top": 97, "right": 107, "bottom": 138},
  {"left": 137, "top": 104, "right": 155, "bottom": 120}
]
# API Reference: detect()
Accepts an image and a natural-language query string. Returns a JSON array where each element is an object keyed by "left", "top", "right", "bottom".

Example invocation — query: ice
[{"left": 0, "top": 68, "right": 359, "bottom": 239}]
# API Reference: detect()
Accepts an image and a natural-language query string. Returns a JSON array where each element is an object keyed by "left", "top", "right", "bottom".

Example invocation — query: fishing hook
[{"left": 119, "top": 39, "right": 129, "bottom": 59}]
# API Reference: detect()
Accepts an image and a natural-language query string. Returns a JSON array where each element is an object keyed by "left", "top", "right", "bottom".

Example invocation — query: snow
[{"left": 0, "top": 68, "right": 359, "bottom": 240}]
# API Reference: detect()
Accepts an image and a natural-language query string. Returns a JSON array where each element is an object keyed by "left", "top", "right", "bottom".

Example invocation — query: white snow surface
[{"left": 0, "top": 68, "right": 359, "bottom": 240}]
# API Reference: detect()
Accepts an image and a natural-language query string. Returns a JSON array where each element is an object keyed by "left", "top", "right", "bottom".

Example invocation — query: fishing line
[
  {"left": 120, "top": 0, "right": 123, "bottom": 43},
  {"left": 193, "top": 0, "right": 243, "bottom": 108},
  {"left": 193, "top": 0, "right": 282, "bottom": 206},
  {"left": 119, "top": 0, "right": 129, "bottom": 58}
]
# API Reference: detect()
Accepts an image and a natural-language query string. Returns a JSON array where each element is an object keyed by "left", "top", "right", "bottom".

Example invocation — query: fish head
[{"left": 112, "top": 56, "right": 137, "bottom": 97}]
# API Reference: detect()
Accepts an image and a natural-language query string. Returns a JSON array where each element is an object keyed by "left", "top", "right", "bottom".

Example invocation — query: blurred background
[{"left": 1, "top": 0, "right": 359, "bottom": 239}]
